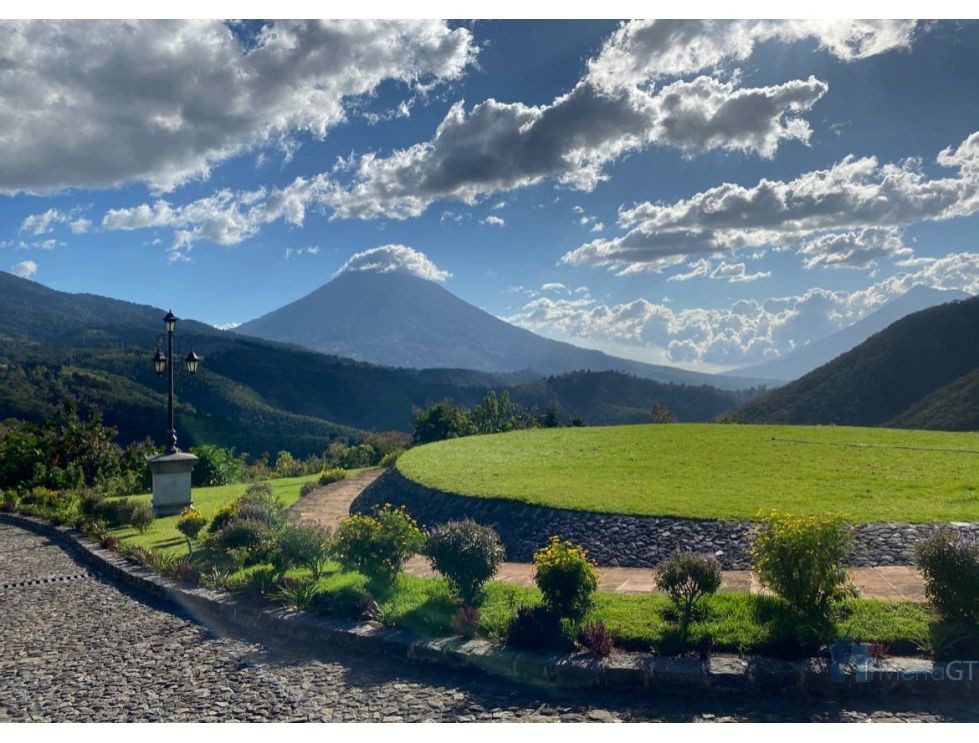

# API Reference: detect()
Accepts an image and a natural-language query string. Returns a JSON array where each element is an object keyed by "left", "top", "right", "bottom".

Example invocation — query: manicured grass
[
  {"left": 109, "top": 474, "right": 321, "bottom": 554},
  {"left": 397, "top": 424, "right": 979, "bottom": 522}
]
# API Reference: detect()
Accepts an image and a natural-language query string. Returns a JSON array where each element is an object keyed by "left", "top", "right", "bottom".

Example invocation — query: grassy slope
[{"left": 397, "top": 424, "right": 979, "bottom": 522}]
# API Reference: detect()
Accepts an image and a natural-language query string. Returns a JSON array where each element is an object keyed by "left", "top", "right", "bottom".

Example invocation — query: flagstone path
[{"left": 291, "top": 469, "right": 926, "bottom": 601}]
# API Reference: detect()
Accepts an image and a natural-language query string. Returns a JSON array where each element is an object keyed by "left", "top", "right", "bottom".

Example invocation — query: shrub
[
  {"left": 100, "top": 535, "right": 118, "bottom": 551},
  {"left": 176, "top": 507, "right": 208, "bottom": 555},
  {"left": 175, "top": 558, "right": 200, "bottom": 586},
  {"left": 505, "top": 606, "right": 566, "bottom": 650},
  {"left": 412, "top": 401, "right": 474, "bottom": 444},
  {"left": 235, "top": 487, "right": 287, "bottom": 529},
  {"left": 152, "top": 550, "right": 179, "bottom": 577},
  {"left": 189, "top": 444, "right": 243, "bottom": 487},
  {"left": 94, "top": 497, "right": 138, "bottom": 528},
  {"left": 577, "top": 620, "right": 614, "bottom": 656},
  {"left": 274, "top": 577, "right": 320, "bottom": 611},
  {"left": 914, "top": 529, "right": 979, "bottom": 622},
  {"left": 215, "top": 518, "right": 278, "bottom": 563},
  {"left": 117, "top": 542, "right": 155, "bottom": 567},
  {"left": 208, "top": 502, "right": 238, "bottom": 533},
  {"left": 299, "top": 481, "right": 319, "bottom": 498},
  {"left": 378, "top": 448, "right": 405, "bottom": 468},
  {"left": 331, "top": 505, "right": 426, "bottom": 584},
  {"left": 128, "top": 501, "right": 155, "bottom": 533},
  {"left": 654, "top": 552, "right": 722, "bottom": 633},
  {"left": 318, "top": 467, "right": 348, "bottom": 486},
  {"left": 240, "top": 566, "right": 279, "bottom": 598},
  {"left": 1, "top": 490, "right": 18, "bottom": 512},
  {"left": 451, "top": 606, "right": 482, "bottom": 639},
  {"left": 750, "top": 512, "right": 854, "bottom": 618},
  {"left": 310, "top": 586, "right": 376, "bottom": 620},
  {"left": 426, "top": 519, "right": 505, "bottom": 605},
  {"left": 79, "top": 490, "right": 105, "bottom": 518},
  {"left": 274, "top": 523, "right": 332, "bottom": 578},
  {"left": 533, "top": 537, "right": 598, "bottom": 620}
]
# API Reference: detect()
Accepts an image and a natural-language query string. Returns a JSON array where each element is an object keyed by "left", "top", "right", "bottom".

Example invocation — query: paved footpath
[
  {"left": 294, "top": 470, "right": 926, "bottom": 601},
  {"left": 1, "top": 520, "right": 976, "bottom": 722}
]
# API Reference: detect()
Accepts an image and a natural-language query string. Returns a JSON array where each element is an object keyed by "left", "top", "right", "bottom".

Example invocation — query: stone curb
[
  {"left": 3, "top": 512, "right": 976, "bottom": 700},
  {"left": 359, "top": 469, "right": 979, "bottom": 569}
]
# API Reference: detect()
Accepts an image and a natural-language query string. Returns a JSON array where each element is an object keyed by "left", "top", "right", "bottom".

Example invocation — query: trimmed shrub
[
  {"left": 310, "top": 586, "right": 376, "bottom": 620},
  {"left": 533, "top": 537, "right": 598, "bottom": 620},
  {"left": 299, "top": 481, "right": 319, "bottom": 498},
  {"left": 331, "top": 505, "right": 426, "bottom": 584},
  {"left": 215, "top": 518, "right": 278, "bottom": 564},
  {"left": 914, "top": 529, "right": 979, "bottom": 622},
  {"left": 751, "top": 512, "right": 854, "bottom": 618},
  {"left": 208, "top": 502, "right": 238, "bottom": 534},
  {"left": 505, "top": 606, "right": 566, "bottom": 650},
  {"left": 274, "top": 523, "right": 332, "bottom": 578},
  {"left": 654, "top": 552, "right": 722, "bottom": 633},
  {"left": 426, "top": 519, "right": 505, "bottom": 606},
  {"left": 176, "top": 507, "right": 207, "bottom": 555},
  {"left": 128, "top": 501, "right": 155, "bottom": 533},
  {"left": 318, "top": 467, "right": 348, "bottom": 486},
  {"left": 577, "top": 620, "right": 614, "bottom": 656}
]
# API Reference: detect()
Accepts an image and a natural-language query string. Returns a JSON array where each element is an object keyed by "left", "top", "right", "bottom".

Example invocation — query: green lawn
[
  {"left": 397, "top": 424, "right": 979, "bottom": 522},
  {"left": 109, "top": 474, "right": 321, "bottom": 554}
]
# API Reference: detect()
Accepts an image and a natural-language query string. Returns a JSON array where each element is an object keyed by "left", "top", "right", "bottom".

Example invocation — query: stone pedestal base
[{"left": 148, "top": 451, "right": 199, "bottom": 516}]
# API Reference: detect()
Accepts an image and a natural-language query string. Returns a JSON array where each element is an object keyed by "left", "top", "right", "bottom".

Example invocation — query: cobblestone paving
[{"left": 1, "top": 521, "right": 977, "bottom": 723}]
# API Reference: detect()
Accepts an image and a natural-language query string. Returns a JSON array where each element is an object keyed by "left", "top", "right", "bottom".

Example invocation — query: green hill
[
  {"left": 735, "top": 295, "right": 979, "bottom": 429},
  {"left": 886, "top": 367, "right": 979, "bottom": 431},
  {"left": 0, "top": 272, "right": 749, "bottom": 454}
]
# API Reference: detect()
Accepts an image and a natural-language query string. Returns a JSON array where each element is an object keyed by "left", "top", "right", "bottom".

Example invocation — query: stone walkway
[
  {"left": 1, "top": 520, "right": 975, "bottom": 722},
  {"left": 291, "top": 469, "right": 926, "bottom": 601}
]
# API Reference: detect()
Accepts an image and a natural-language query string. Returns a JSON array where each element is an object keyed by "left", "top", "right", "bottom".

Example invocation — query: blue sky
[{"left": 2, "top": 19, "right": 978, "bottom": 371}]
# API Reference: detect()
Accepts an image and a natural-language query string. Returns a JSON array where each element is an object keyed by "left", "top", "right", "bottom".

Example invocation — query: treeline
[{"left": 411, "top": 391, "right": 577, "bottom": 444}]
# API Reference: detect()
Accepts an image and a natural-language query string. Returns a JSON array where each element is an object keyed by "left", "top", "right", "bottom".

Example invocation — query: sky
[{"left": 2, "top": 19, "right": 979, "bottom": 372}]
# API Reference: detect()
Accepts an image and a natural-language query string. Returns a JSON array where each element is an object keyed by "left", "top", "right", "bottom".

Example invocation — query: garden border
[
  {"left": 2, "top": 511, "right": 976, "bottom": 700},
  {"left": 357, "top": 468, "right": 979, "bottom": 569}
]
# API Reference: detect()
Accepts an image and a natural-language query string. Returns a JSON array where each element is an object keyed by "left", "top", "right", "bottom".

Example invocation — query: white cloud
[
  {"left": 481, "top": 215, "right": 505, "bottom": 227},
  {"left": 586, "top": 20, "right": 916, "bottom": 89},
  {"left": 507, "top": 252, "right": 979, "bottom": 368},
  {"left": 0, "top": 20, "right": 477, "bottom": 194},
  {"left": 9, "top": 259, "right": 37, "bottom": 278},
  {"left": 102, "top": 175, "right": 328, "bottom": 260},
  {"left": 541, "top": 282, "right": 567, "bottom": 292},
  {"left": 19, "top": 207, "right": 92, "bottom": 238},
  {"left": 335, "top": 244, "right": 450, "bottom": 282},
  {"left": 69, "top": 218, "right": 91, "bottom": 234},
  {"left": 285, "top": 245, "right": 320, "bottom": 260},
  {"left": 564, "top": 131, "right": 979, "bottom": 274},
  {"left": 214, "top": 322, "right": 241, "bottom": 331}
]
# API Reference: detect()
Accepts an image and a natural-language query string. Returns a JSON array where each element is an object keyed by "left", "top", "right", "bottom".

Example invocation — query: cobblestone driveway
[{"left": 1, "top": 521, "right": 976, "bottom": 722}]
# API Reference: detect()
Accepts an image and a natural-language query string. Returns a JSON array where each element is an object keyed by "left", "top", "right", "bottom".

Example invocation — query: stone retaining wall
[
  {"left": 354, "top": 469, "right": 979, "bottom": 569},
  {"left": 2, "top": 512, "right": 975, "bottom": 700}
]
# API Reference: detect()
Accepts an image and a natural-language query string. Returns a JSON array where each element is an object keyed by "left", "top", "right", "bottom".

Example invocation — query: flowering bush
[
  {"left": 533, "top": 537, "right": 598, "bottom": 620},
  {"left": 331, "top": 505, "right": 425, "bottom": 584},
  {"left": 273, "top": 523, "right": 332, "bottom": 579},
  {"left": 426, "top": 519, "right": 505, "bottom": 605},
  {"left": 750, "top": 511, "right": 854, "bottom": 618},
  {"left": 176, "top": 506, "right": 207, "bottom": 555}
]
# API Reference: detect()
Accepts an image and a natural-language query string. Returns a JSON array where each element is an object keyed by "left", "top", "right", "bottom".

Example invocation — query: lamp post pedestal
[{"left": 148, "top": 451, "right": 198, "bottom": 516}]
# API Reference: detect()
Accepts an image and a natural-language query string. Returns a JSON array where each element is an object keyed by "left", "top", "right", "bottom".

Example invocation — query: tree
[
  {"left": 412, "top": 401, "right": 474, "bottom": 444},
  {"left": 650, "top": 404, "right": 677, "bottom": 423}
]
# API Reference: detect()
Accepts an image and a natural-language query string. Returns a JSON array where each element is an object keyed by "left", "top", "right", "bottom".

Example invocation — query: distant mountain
[
  {"left": 735, "top": 285, "right": 970, "bottom": 381},
  {"left": 734, "top": 294, "right": 979, "bottom": 429},
  {"left": 0, "top": 272, "right": 755, "bottom": 454},
  {"left": 236, "top": 270, "right": 767, "bottom": 390}
]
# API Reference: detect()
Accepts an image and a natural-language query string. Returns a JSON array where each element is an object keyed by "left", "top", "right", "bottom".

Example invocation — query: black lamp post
[{"left": 152, "top": 310, "right": 200, "bottom": 454}]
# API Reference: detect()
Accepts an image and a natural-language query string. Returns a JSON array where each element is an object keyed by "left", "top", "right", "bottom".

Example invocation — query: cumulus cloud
[
  {"left": 481, "top": 215, "right": 505, "bottom": 227},
  {"left": 320, "top": 75, "right": 827, "bottom": 220},
  {"left": 564, "top": 131, "right": 979, "bottom": 274},
  {"left": 0, "top": 20, "right": 476, "bottom": 194},
  {"left": 586, "top": 20, "right": 916, "bottom": 89},
  {"left": 334, "top": 244, "right": 449, "bottom": 282},
  {"left": 507, "top": 252, "right": 979, "bottom": 368},
  {"left": 102, "top": 175, "right": 329, "bottom": 260},
  {"left": 19, "top": 207, "right": 90, "bottom": 236},
  {"left": 9, "top": 259, "right": 37, "bottom": 278}
]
